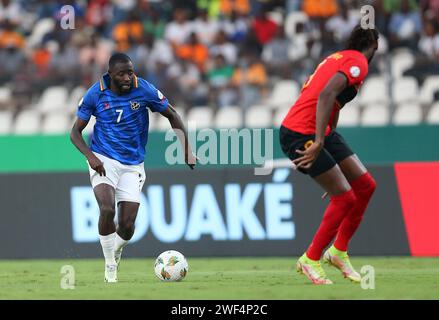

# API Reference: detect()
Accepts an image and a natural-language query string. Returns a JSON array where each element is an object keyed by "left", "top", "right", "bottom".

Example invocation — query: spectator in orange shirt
[
  {"left": 0, "top": 19, "right": 24, "bottom": 49},
  {"left": 176, "top": 32, "right": 209, "bottom": 72},
  {"left": 220, "top": 0, "right": 250, "bottom": 17},
  {"left": 232, "top": 51, "right": 268, "bottom": 108},
  {"left": 302, "top": 0, "right": 338, "bottom": 42},
  {"left": 32, "top": 43, "right": 52, "bottom": 75},
  {"left": 302, "top": 0, "right": 338, "bottom": 18},
  {"left": 112, "top": 11, "right": 143, "bottom": 52}
]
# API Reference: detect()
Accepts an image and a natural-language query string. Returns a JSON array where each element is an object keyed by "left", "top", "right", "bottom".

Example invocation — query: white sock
[
  {"left": 114, "top": 232, "right": 129, "bottom": 257},
  {"left": 99, "top": 233, "right": 116, "bottom": 265}
]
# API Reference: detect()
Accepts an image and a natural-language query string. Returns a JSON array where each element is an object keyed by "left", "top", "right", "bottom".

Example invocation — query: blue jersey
[{"left": 77, "top": 74, "right": 168, "bottom": 165}]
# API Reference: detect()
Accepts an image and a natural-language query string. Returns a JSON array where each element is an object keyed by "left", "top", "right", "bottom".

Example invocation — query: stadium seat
[
  {"left": 268, "top": 10, "right": 284, "bottom": 25},
  {"left": 426, "top": 102, "right": 439, "bottom": 124},
  {"left": 27, "top": 18, "right": 55, "bottom": 48},
  {"left": 214, "top": 106, "right": 243, "bottom": 129},
  {"left": 0, "top": 110, "right": 13, "bottom": 135},
  {"left": 358, "top": 76, "right": 389, "bottom": 106},
  {"left": 284, "top": 11, "right": 309, "bottom": 40},
  {"left": 273, "top": 107, "right": 289, "bottom": 127},
  {"left": 392, "top": 77, "right": 419, "bottom": 105},
  {"left": 391, "top": 50, "right": 415, "bottom": 79},
  {"left": 153, "top": 107, "right": 186, "bottom": 131},
  {"left": 337, "top": 106, "right": 360, "bottom": 127},
  {"left": 361, "top": 103, "right": 390, "bottom": 126},
  {"left": 347, "top": 94, "right": 361, "bottom": 109},
  {"left": 37, "top": 86, "right": 69, "bottom": 114},
  {"left": 393, "top": 103, "right": 423, "bottom": 125},
  {"left": 13, "top": 109, "right": 41, "bottom": 135},
  {"left": 267, "top": 80, "right": 299, "bottom": 110},
  {"left": 0, "top": 86, "right": 12, "bottom": 107},
  {"left": 245, "top": 105, "right": 272, "bottom": 128},
  {"left": 67, "top": 86, "right": 87, "bottom": 115},
  {"left": 419, "top": 76, "right": 439, "bottom": 106},
  {"left": 186, "top": 106, "right": 213, "bottom": 129},
  {"left": 41, "top": 113, "right": 70, "bottom": 134}
]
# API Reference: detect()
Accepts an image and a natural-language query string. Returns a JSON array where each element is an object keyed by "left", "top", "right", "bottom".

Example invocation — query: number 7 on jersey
[{"left": 116, "top": 109, "right": 123, "bottom": 123}]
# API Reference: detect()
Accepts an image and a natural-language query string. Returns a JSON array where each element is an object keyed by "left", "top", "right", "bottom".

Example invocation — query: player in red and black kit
[{"left": 279, "top": 26, "right": 379, "bottom": 284}]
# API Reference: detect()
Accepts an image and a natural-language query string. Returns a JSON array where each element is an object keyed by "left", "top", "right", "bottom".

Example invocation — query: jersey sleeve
[
  {"left": 338, "top": 57, "right": 368, "bottom": 86},
  {"left": 76, "top": 87, "right": 97, "bottom": 121},
  {"left": 142, "top": 80, "right": 169, "bottom": 113}
]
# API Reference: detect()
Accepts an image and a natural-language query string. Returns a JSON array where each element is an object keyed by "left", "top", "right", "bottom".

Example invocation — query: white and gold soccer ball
[{"left": 154, "top": 250, "right": 189, "bottom": 282}]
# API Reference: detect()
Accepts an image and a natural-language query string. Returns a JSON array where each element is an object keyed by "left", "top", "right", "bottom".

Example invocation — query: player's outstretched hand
[
  {"left": 87, "top": 154, "right": 106, "bottom": 176},
  {"left": 185, "top": 152, "right": 198, "bottom": 170},
  {"left": 293, "top": 141, "right": 323, "bottom": 169}
]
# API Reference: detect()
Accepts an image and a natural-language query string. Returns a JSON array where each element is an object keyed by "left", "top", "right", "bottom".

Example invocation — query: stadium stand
[
  {"left": 427, "top": 102, "right": 439, "bottom": 124},
  {"left": 186, "top": 106, "right": 214, "bottom": 129},
  {"left": 361, "top": 103, "right": 390, "bottom": 126},
  {"left": 0, "top": 0, "right": 438, "bottom": 133}
]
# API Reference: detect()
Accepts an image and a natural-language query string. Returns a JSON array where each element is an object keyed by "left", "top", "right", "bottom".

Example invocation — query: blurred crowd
[{"left": 0, "top": 0, "right": 438, "bottom": 111}]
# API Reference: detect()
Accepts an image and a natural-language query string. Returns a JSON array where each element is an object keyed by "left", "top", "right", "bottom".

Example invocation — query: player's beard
[{"left": 117, "top": 80, "right": 132, "bottom": 93}]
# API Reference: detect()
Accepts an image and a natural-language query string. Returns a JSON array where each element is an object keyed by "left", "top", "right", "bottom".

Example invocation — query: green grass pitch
[{"left": 0, "top": 257, "right": 438, "bottom": 299}]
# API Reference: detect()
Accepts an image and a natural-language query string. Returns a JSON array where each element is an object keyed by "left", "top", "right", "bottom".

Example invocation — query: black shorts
[{"left": 279, "top": 125, "right": 354, "bottom": 177}]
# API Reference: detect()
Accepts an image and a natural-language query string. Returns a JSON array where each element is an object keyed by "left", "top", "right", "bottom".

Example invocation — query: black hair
[
  {"left": 345, "top": 25, "right": 379, "bottom": 52},
  {"left": 108, "top": 53, "right": 132, "bottom": 70}
]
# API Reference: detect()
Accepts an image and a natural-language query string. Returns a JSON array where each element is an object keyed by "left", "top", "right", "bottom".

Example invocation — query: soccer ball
[{"left": 154, "top": 250, "right": 188, "bottom": 282}]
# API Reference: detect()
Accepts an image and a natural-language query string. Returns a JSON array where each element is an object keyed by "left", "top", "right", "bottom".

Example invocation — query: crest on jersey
[
  {"left": 350, "top": 66, "right": 360, "bottom": 78},
  {"left": 130, "top": 101, "right": 140, "bottom": 110}
]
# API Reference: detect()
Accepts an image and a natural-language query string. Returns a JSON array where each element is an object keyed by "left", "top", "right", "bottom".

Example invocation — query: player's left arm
[{"left": 160, "top": 104, "right": 197, "bottom": 169}]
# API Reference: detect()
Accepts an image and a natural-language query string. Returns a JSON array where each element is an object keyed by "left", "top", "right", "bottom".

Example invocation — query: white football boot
[{"left": 104, "top": 264, "right": 118, "bottom": 283}]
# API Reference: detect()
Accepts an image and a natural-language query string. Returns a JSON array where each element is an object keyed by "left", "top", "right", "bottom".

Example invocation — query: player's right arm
[
  {"left": 70, "top": 87, "right": 106, "bottom": 176},
  {"left": 70, "top": 118, "right": 106, "bottom": 176},
  {"left": 294, "top": 72, "right": 348, "bottom": 169}
]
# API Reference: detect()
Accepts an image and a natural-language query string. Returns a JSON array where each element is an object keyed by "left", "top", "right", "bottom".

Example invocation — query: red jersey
[{"left": 282, "top": 50, "right": 368, "bottom": 135}]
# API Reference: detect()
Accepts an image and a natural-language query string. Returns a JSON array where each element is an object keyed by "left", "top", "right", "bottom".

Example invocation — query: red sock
[
  {"left": 334, "top": 172, "right": 377, "bottom": 252},
  {"left": 306, "top": 190, "right": 357, "bottom": 260}
]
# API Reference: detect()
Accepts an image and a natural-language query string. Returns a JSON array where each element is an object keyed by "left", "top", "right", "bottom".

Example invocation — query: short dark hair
[
  {"left": 109, "top": 53, "right": 132, "bottom": 69},
  {"left": 345, "top": 25, "right": 379, "bottom": 52}
]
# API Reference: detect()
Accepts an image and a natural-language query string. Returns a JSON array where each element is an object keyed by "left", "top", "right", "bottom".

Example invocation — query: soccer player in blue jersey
[{"left": 70, "top": 53, "right": 196, "bottom": 283}]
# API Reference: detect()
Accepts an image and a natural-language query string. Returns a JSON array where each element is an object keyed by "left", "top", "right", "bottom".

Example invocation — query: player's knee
[
  {"left": 361, "top": 173, "right": 377, "bottom": 198},
  {"left": 119, "top": 219, "right": 135, "bottom": 234},
  {"left": 366, "top": 174, "right": 377, "bottom": 195},
  {"left": 344, "top": 189, "right": 357, "bottom": 207},
  {"left": 331, "top": 189, "right": 357, "bottom": 207},
  {"left": 100, "top": 205, "right": 115, "bottom": 219},
  {"left": 119, "top": 224, "right": 135, "bottom": 240}
]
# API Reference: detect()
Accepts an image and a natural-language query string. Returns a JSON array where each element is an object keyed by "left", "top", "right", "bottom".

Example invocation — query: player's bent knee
[
  {"left": 345, "top": 190, "right": 357, "bottom": 206},
  {"left": 100, "top": 206, "right": 116, "bottom": 218},
  {"left": 331, "top": 189, "right": 357, "bottom": 205},
  {"left": 362, "top": 172, "right": 377, "bottom": 197},
  {"left": 119, "top": 224, "right": 135, "bottom": 240},
  {"left": 367, "top": 174, "right": 377, "bottom": 193},
  {"left": 119, "top": 220, "right": 135, "bottom": 231}
]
